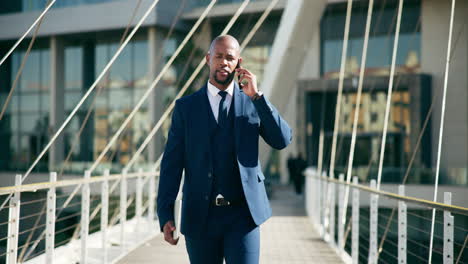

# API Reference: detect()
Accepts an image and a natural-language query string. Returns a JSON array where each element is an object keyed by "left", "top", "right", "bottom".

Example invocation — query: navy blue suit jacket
[{"left": 157, "top": 82, "right": 292, "bottom": 238}]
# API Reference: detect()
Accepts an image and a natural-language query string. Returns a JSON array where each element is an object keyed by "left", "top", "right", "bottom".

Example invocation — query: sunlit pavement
[{"left": 118, "top": 184, "right": 342, "bottom": 264}]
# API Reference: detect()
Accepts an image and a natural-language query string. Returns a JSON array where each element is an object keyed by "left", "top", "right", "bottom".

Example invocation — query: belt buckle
[
  {"left": 215, "top": 197, "right": 223, "bottom": 206},
  {"left": 215, "top": 194, "right": 230, "bottom": 206}
]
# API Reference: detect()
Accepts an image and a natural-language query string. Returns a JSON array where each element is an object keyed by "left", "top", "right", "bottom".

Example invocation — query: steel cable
[
  {"left": 0, "top": 0, "right": 165, "bottom": 216},
  {"left": 88, "top": 0, "right": 218, "bottom": 173},
  {"left": 0, "top": 0, "right": 57, "bottom": 67},
  {"left": 428, "top": 1, "right": 456, "bottom": 262},
  {"left": 0, "top": 0, "right": 52, "bottom": 121}
]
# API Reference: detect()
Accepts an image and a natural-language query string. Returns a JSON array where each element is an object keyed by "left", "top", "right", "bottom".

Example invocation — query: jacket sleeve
[
  {"left": 156, "top": 100, "right": 185, "bottom": 231},
  {"left": 252, "top": 95, "right": 292, "bottom": 150}
]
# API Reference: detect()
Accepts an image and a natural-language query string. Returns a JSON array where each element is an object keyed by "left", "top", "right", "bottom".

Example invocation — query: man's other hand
[{"left": 163, "top": 220, "right": 179, "bottom": 245}]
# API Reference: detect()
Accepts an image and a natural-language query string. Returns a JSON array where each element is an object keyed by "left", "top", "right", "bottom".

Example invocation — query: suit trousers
[{"left": 184, "top": 203, "right": 260, "bottom": 264}]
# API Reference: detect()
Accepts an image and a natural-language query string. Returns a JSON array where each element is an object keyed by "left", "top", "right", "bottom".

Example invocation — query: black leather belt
[{"left": 213, "top": 197, "right": 246, "bottom": 207}]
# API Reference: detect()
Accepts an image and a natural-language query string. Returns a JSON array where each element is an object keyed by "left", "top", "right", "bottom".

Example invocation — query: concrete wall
[
  {"left": 182, "top": 0, "right": 286, "bottom": 20},
  {"left": 0, "top": 0, "right": 188, "bottom": 41},
  {"left": 421, "top": 0, "right": 468, "bottom": 184}
]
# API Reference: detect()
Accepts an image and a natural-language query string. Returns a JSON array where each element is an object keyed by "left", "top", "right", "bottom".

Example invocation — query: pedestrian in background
[{"left": 293, "top": 153, "right": 307, "bottom": 195}]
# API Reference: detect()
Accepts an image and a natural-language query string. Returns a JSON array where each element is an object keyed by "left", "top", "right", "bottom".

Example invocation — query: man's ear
[{"left": 205, "top": 53, "right": 210, "bottom": 66}]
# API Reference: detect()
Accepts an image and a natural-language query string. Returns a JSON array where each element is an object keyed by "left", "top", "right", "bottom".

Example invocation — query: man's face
[{"left": 206, "top": 39, "right": 242, "bottom": 87}]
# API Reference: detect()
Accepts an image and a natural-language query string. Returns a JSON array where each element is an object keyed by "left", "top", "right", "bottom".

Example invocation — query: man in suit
[{"left": 157, "top": 35, "right": 292, "bottom": 264}]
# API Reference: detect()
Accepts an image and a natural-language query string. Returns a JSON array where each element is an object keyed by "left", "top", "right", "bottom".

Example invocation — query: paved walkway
[{"left": 117, "top": 185, "right": 342, "bottom": 264}]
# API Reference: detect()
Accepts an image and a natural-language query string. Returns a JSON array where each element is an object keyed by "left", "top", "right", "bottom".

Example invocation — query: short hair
[{"left": 208, "top": 35, "right": 240, "bottom": 55}]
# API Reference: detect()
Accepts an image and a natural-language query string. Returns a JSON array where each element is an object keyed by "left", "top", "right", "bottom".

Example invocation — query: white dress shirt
[{"left": 207, "top": 81, "right": 234, "bottom": 123}]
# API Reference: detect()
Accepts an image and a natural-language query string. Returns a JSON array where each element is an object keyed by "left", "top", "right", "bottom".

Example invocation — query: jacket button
[
  {"left": 205, "top": 195, "right": 209, "bottom": 200},
  {"left": 208, "top": 172, "right": 212, "bottom": 178}
]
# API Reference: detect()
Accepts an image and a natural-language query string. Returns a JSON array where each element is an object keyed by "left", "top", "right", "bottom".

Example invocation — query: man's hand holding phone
[
  {"left": 235, "top": 66, "right": 259, "bottom": 98},
  {"left": 163, "top": 220, "right": 179, "bottom": 245}
]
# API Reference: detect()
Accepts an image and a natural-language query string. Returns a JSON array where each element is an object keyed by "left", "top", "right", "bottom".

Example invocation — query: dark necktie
[{"left": 218, "top": 90, "right": 228, "bottom": 127}]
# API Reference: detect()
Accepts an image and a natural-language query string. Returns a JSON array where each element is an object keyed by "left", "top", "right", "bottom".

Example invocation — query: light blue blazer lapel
[{"left": 233, "top": 82, "right": 244, "bottom": 152}]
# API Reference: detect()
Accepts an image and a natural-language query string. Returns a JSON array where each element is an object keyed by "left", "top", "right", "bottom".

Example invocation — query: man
[
  {"left": 287, "top": 153, "right": 296, "bottom": 185},
  {"left": 157, "top": 35, "right": 292, "bottom": 264},
  {"left": 293, "top": 153, "right": 307, "bottom": 195}
]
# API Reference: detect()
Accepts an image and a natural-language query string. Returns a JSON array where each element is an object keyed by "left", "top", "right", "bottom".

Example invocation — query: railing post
[
  {"left": 305, "top": 170, "right": 310, "bottom": 215},
  {"left": 46, "top": 172, "right": 57, "bottom": 264},
  {"left": 136, "top": 168, "right": 143, "bottom": 233},
  {"left": 369, "top": 180, "right": 378, "bottom": 264},
  {"left": 308, "top": 170, "right": 316, "bottom": 227},
  {"left": 101, "top": 169, "right": 109, "bottom": 264},
  {"left": 329, "top": 175, "right": 336, "bottom": 245},
  {"left": 352, "top": 176, "right": 359, "bottom": 264},
  {"left": 317, "top": 171, "right": 322, "bottom": 235},
  {"left": 338, "top": 173, "right": 345, "bottom": 251},
  {"left": 443, "top": 192, "right": 453, "bottom": 264},
  {"left": 81, "top": 170, "right": 91, "bottom": 264},
  {"left": 6, "top": 174, "right": 21, "bottom": 264},
  {"left": 314, "top": 171, "right": 320, "bottom": 227},
  {"left": 307, "top": 170, "right": 313, "bottom": 221},
  {"left": 120, "top": 170, "right": 128, "bottom": 249},
  {"left": 322, "top": 171, "right": 328, "bottom": 239},
  {"left": 148, "top": 171, "right": 156, "bottom": 229},
  {"left": 398, "top": 185, "right": 407, "bottom": 264}
]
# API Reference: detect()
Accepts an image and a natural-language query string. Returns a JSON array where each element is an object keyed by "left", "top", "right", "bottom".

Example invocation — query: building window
[
  {"left": 370, "top": 112, "right": 378, "bottom": 123},
  {"left": 1, "top": 49, "right": 50, "bottom": 171},
  {"left": 321, "top": 0, "right": 421, "bottom": 78},
  {"left": 87, "top": 38, "right": 180, "bottom": 169},
  {"left": 343, "top": 113, "right": 349, "bottom": 124},
  {"left": 62, "top": 46, "right": 85, "bottom": 171}
]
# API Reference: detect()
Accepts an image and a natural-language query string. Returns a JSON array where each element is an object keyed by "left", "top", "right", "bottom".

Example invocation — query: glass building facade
[
  {"left": 0, "top": 0, "right": 282, "bottom": 174},
  {"left": 321, "top": 0, "right": 421, "bottom": 77},
  {"left": 93, "top": 40, "right": 151, "bottom": 166},
  {"left": 61, "top": 35, "right": 179, "bottom": 172},
  {"left": 307, "top": 0, "right": 432, "bottom": 184},
  {"left": 0, "top": 49, "right": 51, "bottom": 171},
  {"left": 0, "top": 31, "right": 181, "bottom": 172}
]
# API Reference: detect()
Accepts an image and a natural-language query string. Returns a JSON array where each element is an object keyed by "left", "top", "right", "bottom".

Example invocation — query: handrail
[
  {"left": 306, "top": 171, "right": 468, "bottom": 216},
  {"left": 0, "top": 171, "right": 160, "bottom": 195}
]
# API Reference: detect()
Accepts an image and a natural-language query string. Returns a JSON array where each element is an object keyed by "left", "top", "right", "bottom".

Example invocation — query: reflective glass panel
[
  {"left": 10, "top": 113, "right": 19, "bottom": 133},
  {"left": 134, "top": 41, "right": 149, "bottom": 89},
  {"left": 65, "top": 47, "right": 83, "bottom": 91},
  {"left": 20, "top": 50, "right": 41, "bottom": 91},
  {"left": 20, "top": 113, "right": 42, "bottom": 133},
  {"left": 95, "top": 44, "right": 109, "bottom": 87},
  {"left": 109, "top": 43, "right": 131, "bottom": 89},
  {"left": 9, "top": 95, "right": 20, "bottom": 113},
  {"left": 41, "top": 50, "right": 51, "bottom": 91},
  {"left": 21, "top": 94, "right": 40, "bottom": 112},
  {"left": 41, "top": 94, "right": 50, "bottom": 111},
  {"left": 109, "top": 89, "right": 132, "bottom": 110},
  {"left": 65, "top": 91, "right": 83, "bottom": 111}
]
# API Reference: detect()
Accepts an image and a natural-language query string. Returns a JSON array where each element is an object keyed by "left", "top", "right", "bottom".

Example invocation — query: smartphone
[{"left": 236, "top": 61, "right": 242, "bottom": 89}]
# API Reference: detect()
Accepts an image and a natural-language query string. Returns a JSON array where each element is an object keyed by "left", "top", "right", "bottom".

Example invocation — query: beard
[{"left": 213, "top": 70, "right": 235, "bottom": 86}]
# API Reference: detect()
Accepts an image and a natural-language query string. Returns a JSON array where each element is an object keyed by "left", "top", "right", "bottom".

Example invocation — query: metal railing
[
  {"left": 0, "top": 169, "right": 159, "bottom": 264},
  {"left": 305, "top": 168, "right": 468, "bottom": 264}
]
